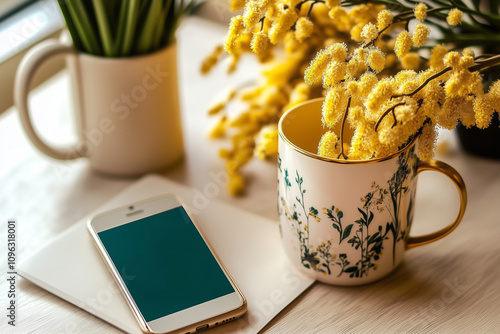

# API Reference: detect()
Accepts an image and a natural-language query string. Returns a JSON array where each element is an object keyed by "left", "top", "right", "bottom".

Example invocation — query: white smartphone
[{"left": 87, "top": 194, "right": 247, "bottom": 334}]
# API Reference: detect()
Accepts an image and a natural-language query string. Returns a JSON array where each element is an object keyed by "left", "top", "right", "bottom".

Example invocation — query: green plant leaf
[
  {"left": 342, "top": 224, "right": 353, "bottom": 241},
  {"left": 92, "top": 0, "right": 114, "bottom": 56},
  {"left": 344, "top": 266, "right": 357, "bottom": 273},
  {"left": 121, "top": 0, "right": 141, "bottom": 56},
  {"left": 357, "top": 207, "right": 367, "bottom": 220},
  {"left": 65, "top": 0, "right": 102, "bottom": 55},
  {"left": 368, "top": 211, "right": 374, "bottom": 225},
  {"left": 57, "top": 0, "right": 84, "bottom": 51},
  {"left": 153, "top": 0, "right": 173, "bottom": 49},
  {"left": 135, "top": 0, "right": 163, "bottom": 54},
  {"left": 332, "top": 223, "right": 340, "bottom": 234},
  {"left": 112, "top": 0, "right": 129, "bottom": 56}
]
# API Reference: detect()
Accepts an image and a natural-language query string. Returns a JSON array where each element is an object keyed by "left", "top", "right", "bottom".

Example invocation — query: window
[{"left": 0, "top": 0, "right": 64, "bottom": 114}]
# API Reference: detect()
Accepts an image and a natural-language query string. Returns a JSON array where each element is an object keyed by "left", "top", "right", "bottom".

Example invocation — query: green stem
[
  {"left": 57, "top": 0, "right": 84, "bottom": 51},
  {"left": 121, "top": 0, "right": 140, "bottom": 56},
  {"left": 113, "top": 0, "right": 129, "bottom": 56},
  {"left": 66, "top": 0, "right": 102, "bottom": 55},
  {"left": 135, "top": 0, "right": 163, "bottom": 54},
  {"left": 92, "top": 0, "right": 114, "bottom": 56},
  {"left": 153, "top": 0, "right": 173, "bottom": 50}
]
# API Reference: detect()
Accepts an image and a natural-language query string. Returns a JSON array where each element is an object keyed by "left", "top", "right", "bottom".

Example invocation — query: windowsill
[{"left": 0, "top": 0, "right": 64, "bottom": 115}]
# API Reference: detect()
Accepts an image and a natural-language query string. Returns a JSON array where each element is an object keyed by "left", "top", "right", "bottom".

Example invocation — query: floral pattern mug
[{"left": 278, "top": 98, "right": 467, "bottom": 285}]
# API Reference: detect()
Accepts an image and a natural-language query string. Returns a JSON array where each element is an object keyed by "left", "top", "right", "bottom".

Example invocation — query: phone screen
[{"left": 97, "top": 205, "right": 236, "bottom": 322}]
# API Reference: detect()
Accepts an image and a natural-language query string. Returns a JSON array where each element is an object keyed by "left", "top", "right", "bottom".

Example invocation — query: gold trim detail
[
  {"left": 406, "top": 159, "right": 468, "bottom": 249},
  {"left": 278, "top": 98, "right": 417, "bottom": 165}
]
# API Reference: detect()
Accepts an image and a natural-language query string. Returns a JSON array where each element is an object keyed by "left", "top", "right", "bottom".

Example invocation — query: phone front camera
[{"left": 129, "top": 206, "right": 134, "bottom": 210}]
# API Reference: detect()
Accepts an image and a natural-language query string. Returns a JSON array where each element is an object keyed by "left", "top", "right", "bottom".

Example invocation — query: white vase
[{"left": 14, "top": 39, "right": 183, "bottom": 176}]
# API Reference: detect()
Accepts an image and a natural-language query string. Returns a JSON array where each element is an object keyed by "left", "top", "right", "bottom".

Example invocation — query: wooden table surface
[{"left": 1, "top": 17, "right": 500, "bottom": 334}]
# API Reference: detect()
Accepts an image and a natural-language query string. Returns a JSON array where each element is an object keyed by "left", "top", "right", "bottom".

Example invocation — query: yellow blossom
[
  {"left": 445, "top": 70, "right": 483, "bottom": 97},
  {"left": 329, "top": 42, "right": 348, "bottom": 60},
  {"left": 328, "top": 7, "right": 352, "bottom": 33},
  {"left": 395, "top": 70, "right": 417, "bottom": 84},
  {"left": 284, "top": 82, "right": 311, "bottom": 110},
  {"left": 346, "top": 57, "right": 360, "bottom": 76},
  {"left": 462, "top": 48, "right": 475, "bottom": 58},
  {"left": 322, "top": 60, "right": 346, "bottom": 87},
  {"left": 322, "top": 86, "right": 348, "bottom": 128},
  {"left": 361, "top": 23, "right": 379, "bottom": 42},
  {"left": 414, "top": 3, "right": 427, "bottom": 21},
  {"left": 367, "top": 48, "right": 385, "bottom": 72},
  {"left": 417, "top": 122, "right": 436, "bottom": 161},
  {"left": 305, "top": 43, "right": 346, "bottom": 85},
  {"left": 209, "top": 116, "right": 228, "bottom": 138},
  {"left": 438, "top": 97, "right": 464, "bottom": 129},
  {"left": 225, "top": 16, "right": 245, "bottom": 55},
  {"left": 349, "top": 3, "right": 384, "bottom": 25},
  {"left": 359, "top": 73, "right": 378, "bottom": 95},
  {"left": 227, "top": 53, "right": 241, "bottom": 74},
  {"left": 325, "top": 0, "right": 340, "bottom": 9},
  {"left": 201, "top": 45, "right": 224, "bottom": 74},
  {"left": 443, "top": 51, "right": 461, "bottom": 69},
  {"left": 348, "top": 125, "right": 372, "bottom": 159},
  {"left": 429, "top": 44, "right": 447, "bottom": 70},
  {"left": 400, "top": 74, "right": 420, "bottom": 94},
  {"left": 377, "top": 9, "right": 393, "bottom": 31},
  {"left": 231, "top": 0, "right": 246, "bottom": 11},
  {"left": 255, "top": 125, "right": 279, "bottom": 159},
  {"left": 354, "top": 47, "right": 367, "bottom": 63},
  {"left": 251, "top": 31, "right": 269, "bottom": 53},
  {"left": 447, "top": 8, "right": 462, "bottom": 26},
  {"left": 318, "top": 131, "right": 340, "bottom": 158},
  {"left": 284, "top": 31, "right": 301, "bottom": 54},
  {"left": 207, "top": 88, "right": 236, "bottom": 115},
  {"left": 401, "top": 52, "right": 421, "bottom": 70},
  {"left": 394, "top": 31, "right": 412, "bottom": 58},
  {"left": 365, "top": 78, "right": 397, "bottom": 114},
  {"left": 350, "top": 23, "right": 365, "bottom": 43},
  {"left": 228, "top": 171, "right": 246, "bottom": 196},
  {"left": 460, "top": 97, "right": 477, "bottom": 128},
  {"left": 474, "top": 94, "right": 495, "bottom": 129},
  {"left": 304, "top": 49, "right": 332, "bottom": 85},
  {"left": 459, "top": 52, "right": 475, "bottom": 69},
  {"left": 487, "top": 80, "right": 500, "bottom": 108},
  {"left": 347, "top": 105, "right": 364, "bottom": 126},
  {"left": 269, "top": 7, "right": 299, "bottom": 44},
  {"left": 385, "top": 53, "right": 398, "bottom": 68},
  {"left": 295, "top": 17, "right": 314, "bottom": 42},
  {"left": 412, "top": 23, "right": 430, "bottom": 47},
  {"left": 378, "top": 103, "right": 421, "bottom": 153},
  {"left": 243, "top": 1, "right": 261, "bottom": 28}
]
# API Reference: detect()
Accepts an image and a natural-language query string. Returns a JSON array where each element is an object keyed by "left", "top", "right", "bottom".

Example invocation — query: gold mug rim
[{"left": 278, "top": 97, "right": 418, "bottom": 165}]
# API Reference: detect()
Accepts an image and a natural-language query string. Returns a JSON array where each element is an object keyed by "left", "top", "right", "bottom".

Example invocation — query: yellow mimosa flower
[
  {"left": 414, "top": 3, "right": 427, "bottom": 21},
  {"left": 447, "top": 8, "right": 462, "bottom": 26}
]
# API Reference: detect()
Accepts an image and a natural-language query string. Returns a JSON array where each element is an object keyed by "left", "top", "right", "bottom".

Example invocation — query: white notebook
[{"left": 18, "top": 174, "right": 315, "bottom": 333}]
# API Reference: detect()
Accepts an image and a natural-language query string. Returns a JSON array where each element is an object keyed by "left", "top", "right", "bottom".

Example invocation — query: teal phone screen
[{"left": 98, "top": 206, "right": 235, "bottom": 322}]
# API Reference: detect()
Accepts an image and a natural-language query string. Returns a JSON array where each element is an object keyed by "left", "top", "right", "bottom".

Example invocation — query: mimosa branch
[
  {"left": 337, "top": 96, "right": 352, "bottom": 160},
  {"left": 375, "top": 54, "right": 500, "bottom": 132},
  {"left": 375, "top": 102, "right": 405, "bottom": 132}
]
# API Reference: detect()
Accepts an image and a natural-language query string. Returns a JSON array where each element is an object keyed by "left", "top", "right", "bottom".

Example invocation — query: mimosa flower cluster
[{"left": 203, "top": 0, "right": 500, "bottom": 195}]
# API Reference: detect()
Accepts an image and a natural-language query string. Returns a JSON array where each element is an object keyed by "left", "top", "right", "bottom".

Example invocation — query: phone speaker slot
[{"left": 126, "top": 210, "right": 144, "bottom": 217}]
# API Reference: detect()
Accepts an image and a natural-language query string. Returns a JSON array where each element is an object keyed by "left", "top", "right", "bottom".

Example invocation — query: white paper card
[{"left": 18, "top": 174, "right": 314, "bottom": 333}]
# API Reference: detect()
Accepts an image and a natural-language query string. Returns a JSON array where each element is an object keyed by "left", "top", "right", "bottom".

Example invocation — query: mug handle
[
  {"left": 406, "top": 159, "right": 467, "bottom": 249},
  {"left": 14, "top": 39, "right": 85, "bottom": 160}
]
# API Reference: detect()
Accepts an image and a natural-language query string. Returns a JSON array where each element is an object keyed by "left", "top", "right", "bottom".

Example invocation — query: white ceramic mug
[
  {"left": 14, "top": 39, "right": 183, "bottom": 176},
  {"left": 278, "top": 98, "right": 467, "bottom": 285}
]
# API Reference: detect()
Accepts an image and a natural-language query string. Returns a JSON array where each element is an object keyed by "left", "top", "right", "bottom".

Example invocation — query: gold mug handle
[{"left": 406, "top": 159, "right": 467, "bottom": 250}]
